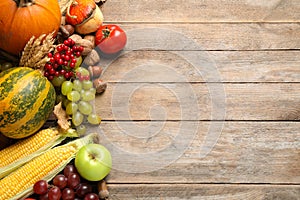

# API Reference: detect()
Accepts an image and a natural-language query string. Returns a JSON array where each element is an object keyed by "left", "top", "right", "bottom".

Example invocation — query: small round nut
[
  {"left": 93, "top": 78, "right": 107, "bottom": 94},
  {"left": 88, "top": 66, "right": 103, "bottom": 78}
]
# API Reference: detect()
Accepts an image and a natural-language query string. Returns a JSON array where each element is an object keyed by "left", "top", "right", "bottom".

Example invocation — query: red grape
[
  {"left": 67, "top": 173, "right": 81, "bottom": 189},
  {"left": 76, "top": 183, "right": 93, "bottom": 197},
  {"left": 39, "top": 192, "right": 49, "bottom": 200},
  {"left": 53, "top": 174, "right": 67, "bottom": 189},
  {"left": 84, "top": 193, "right": 99, "bottom": 200},
  {"left": 62, "top": 188, "right": 75, "bottom": 200},
  {"left": 48, "top": 186, "right": 61, "bottom": 200},
  {"left": 33, "top": 180, "right": 48, "bottom": 195},
  {"left": 63, "top": 164, "right": 78, "bottom": 178}
]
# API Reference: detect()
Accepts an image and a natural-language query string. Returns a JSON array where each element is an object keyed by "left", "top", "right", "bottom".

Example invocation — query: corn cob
[
  {"left": 0, "top": 133, "right": 97, "bottom": 200},
  {"left": 0, "top": 127, "right": 78, "bottom": 179}
]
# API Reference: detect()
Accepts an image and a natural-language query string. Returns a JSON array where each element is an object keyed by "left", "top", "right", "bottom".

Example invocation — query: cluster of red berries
[{"left": 44, "top": 38, "right": 84, "bottom": 81}]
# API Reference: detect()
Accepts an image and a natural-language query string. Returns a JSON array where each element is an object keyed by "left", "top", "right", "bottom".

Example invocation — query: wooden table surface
[{"left": 93, "top": 1, "right": 300, "bottom": 199}]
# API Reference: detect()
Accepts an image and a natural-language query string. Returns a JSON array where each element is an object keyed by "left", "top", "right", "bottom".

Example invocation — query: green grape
[
  {"left": 76, "top": 124, "right": 86, "bottom": 136},
  {"left": 73, "top": 79, "right": 82, "bottom": 91},
  {"left": 82, "top": 80, "right": 93, "bottom": 90},
  {"left": 72, "top": 112, "right": 84, "bottom": 126},
  {"left": 89, "top": 87, "right": 96, "bottom": 94},
  {"left": 66, "top": 102, "right": 78, "bottom": 115},
  {"left": 87, "top": 113, "right": 101, "bottom": 125},
  {"left": 76, "top": 67, "right": 90, "bottom": 76},
  {"left": 61, "top": 81, "right": 73, "bottom": 96},
  {"left": 81, "top": 90, "right": 95, "bottom": 102},
  {"left": 67, "top": 91, "right": 81, "bottom": 102},
  {"left": 74, "top": 56, "right": 83, "bottom": 69},
  {"left": 51, "top": 75, "right": 66, "bottom": 87},
  {"left": 78, "top": 101, "right": 93, "bottom": 115}
]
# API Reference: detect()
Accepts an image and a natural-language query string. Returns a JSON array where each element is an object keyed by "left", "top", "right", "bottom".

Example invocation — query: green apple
[{"left": 75, "top": 143, "right": 112, "bottom": 181}]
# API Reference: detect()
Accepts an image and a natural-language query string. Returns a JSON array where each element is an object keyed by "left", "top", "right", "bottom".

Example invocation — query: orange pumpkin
[
  {"left": 0, "top": 0, "right": 61, "bottom": 55},
  {"left": 66, "top": 0, "right": 103, "bottom": 34}
]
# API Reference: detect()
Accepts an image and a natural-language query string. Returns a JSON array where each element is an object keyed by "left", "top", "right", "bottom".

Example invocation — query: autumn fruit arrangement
[{"left": 0, "top": 0, "right": 127, "bottom": 199}]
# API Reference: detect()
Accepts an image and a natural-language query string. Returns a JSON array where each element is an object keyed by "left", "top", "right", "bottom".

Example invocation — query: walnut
[
  {"left": 76, "top": 39, "right": 94, "bottom": 56},
  {"left": 84, "top": 49, "right": 100, "bottom": 66},
  {"left": 69, "top": 34, "right": 82, "bottom": 43},
  {"left": 84, "top": 35, "right": 96, "bottom": 47}
]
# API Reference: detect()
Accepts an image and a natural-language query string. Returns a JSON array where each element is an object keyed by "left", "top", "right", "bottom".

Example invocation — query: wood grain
[
  {"left": 95, "top": 121, "right": 300, "bottom": 184},
  {"left": 100, "top": 50, "right": 300, "bottom": 83},
  {"left": 104, "top": 24, "right": 300, "bottom": 51},
  {"left": 107, "top": 184, "right": 300, "bottom": 200},
  {"left": 95, "top": 83, "right": 300, "bottom": 120},
  {"left": 102, "top": 0, "right": 300, "bottom": 22}
]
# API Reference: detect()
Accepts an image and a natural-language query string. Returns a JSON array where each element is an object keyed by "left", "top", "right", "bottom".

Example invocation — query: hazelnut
[
  {"left": 88, "top": 66, "right": 103, "bottom": 78},
  {"left": 93, "top": 78, "right": 107, "bottom": 94},
  {"left": 60, "top": 25, "right": 75, "bottom": 38}
]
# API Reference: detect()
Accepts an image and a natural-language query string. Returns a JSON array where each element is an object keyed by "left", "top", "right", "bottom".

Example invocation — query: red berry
[
  {"left": 45, "top": 63, "right": 52, "bottom": 70},
  {"left": 54, "top": 52, "right": 61, "bottom": 61},
  {"left": 44, "top": 71, "right": 49, "bottom": 77},
  {"left": 64, "top": 40, "right": 70, "bottom": 47},
  {"left": 63, "top": 61, "right": 69, "bottom": 66},
  {"left": 57, "top": 45, "right": 64, "bottom": 52},
  {"left": 66, "top": 50, "right": 72, "bottom": 56},
  {"left": 49, "top": 68, "right": 56, "bottom": 75},
  {"left": 83, "top": 75, "right": 90, "bottom": 80},
  {"left": 64, "top": 72, "right": 70, "bottom": 79},
  {"left": 48, "top": 52, "right": 53, "bottom": 58},
  {"left": 64, "top": 45, "right": 69, "bottom": 51},
  {"left": 75, "top": 51, "right": 81, "bottom": 57},
  {"left": 55, "top": 71, "right": 60, "bottom": 77},
  {"left": 64, "top": 55, "right": 70, "bottom": 61},
  {"left": 72, "top": 46, "right": 78, "bottom": 52},
  {"left": 71, "top": 58, "right": 77, "bottom": 63},
  {"left": 48, "top": 75, "right": 54, "bottom": 81},
  {"left": 69, "top": 71, "right": 74, "bottom": 77},
  {"left": 78, "top": 46, "right": 84, "bottom": 52},
  {"left": 69, "top": 62, "right": 75, "bottom": 68},
  {"left": 53, "top": 63, "right": 59, "bottom": 69},
  {"left": 70, "top": 54, "right": 75, "bottom": 59},
  {"left": 58, "top": 59, "right": 64, "bottom": 65},
  {"left": 60, "top": 69, "right": 66, "bottom": 75},
  {"left": 50, "top": 57, "right": 55, "bottom": 63}
]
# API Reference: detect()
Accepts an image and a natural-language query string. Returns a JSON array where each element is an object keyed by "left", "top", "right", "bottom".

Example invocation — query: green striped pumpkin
[{"left": 0, "top": 67, "right": 56, "bottom": 139}]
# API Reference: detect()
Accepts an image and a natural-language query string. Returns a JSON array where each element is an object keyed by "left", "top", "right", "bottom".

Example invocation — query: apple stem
[{"left": 98, "top": 180, "right": 109, "bottom": 199}]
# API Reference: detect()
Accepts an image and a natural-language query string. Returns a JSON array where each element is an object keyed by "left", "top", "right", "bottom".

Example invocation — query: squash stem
[
  {"left": 67, "top": 0, "right": 79, "bottom": 19},
  {"left": 18, "top": 0, "right": 35, "bottom": 7}
]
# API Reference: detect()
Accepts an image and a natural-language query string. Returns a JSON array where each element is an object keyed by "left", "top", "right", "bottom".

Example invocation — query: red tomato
[{"left": 95, "top": 24, "right": 127, "bottom": 54}]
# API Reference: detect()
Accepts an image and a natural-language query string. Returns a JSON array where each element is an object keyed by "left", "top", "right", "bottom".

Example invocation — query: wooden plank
[
  {"left": 95, "top": 83, "right": 300, "bottom": 120},
  {"left": 95, "top": 121, "right": 300, "bottom": 183},
  {"left": 107, "top": 184, "right": 300, "bottom": 200},
  {"left": 100, "top": 50, "right": 300, "bottom": 83},
  {"left": 92, "top": 23, "right": 300, "bottom": 51},
  {"left": 102, "top": 0, "right": 300, "bottom": 22}
]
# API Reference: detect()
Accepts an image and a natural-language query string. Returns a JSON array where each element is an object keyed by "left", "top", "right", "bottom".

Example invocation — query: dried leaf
[{"left": 53, "top": 102, "right": 70, "bottom": 131}]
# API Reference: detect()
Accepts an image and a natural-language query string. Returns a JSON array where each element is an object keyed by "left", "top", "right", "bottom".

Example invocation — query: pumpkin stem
[
  {"left": 67, "top": 0, "right": 78, "bottom": 19},
  {"left": 18, "top": 0, "right": 35, "bottom": 7}
]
